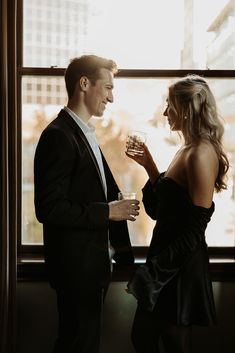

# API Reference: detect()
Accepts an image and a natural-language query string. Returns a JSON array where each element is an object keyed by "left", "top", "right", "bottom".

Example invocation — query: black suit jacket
[{"left": 34, "top": 109, "right": 134, "bottom": 290}]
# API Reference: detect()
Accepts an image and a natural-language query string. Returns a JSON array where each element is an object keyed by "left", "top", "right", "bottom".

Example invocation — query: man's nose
[{"left": 108, "top": 91, "right": 114, "bottom": 103}]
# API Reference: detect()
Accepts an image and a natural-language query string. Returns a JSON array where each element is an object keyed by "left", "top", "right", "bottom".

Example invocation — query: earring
[{"left": 184, "top": 116, "right": 187, "bottom": 120}]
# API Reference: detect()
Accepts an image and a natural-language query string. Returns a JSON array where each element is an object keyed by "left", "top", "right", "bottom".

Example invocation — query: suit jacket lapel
[
  {"left": 75, "top": 129, "right": 106, "bottom": 195},
  {"left": 100, "top": 150, "right": 120, "bottom": 202},
  {"left": 60, "top": 110, "right": 107, "bottom": 198}
]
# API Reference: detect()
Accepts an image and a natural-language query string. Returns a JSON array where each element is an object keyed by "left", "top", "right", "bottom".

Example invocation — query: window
[{"left": 19, "top": 0, "right": 235, "bottom": 249}]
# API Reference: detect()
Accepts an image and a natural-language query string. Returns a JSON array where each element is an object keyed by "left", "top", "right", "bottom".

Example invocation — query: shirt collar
[{"left": 64, "top": 106, "right": 95, "bottom": 134}]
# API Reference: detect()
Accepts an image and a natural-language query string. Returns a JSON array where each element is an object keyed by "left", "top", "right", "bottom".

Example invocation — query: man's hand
[{"left": 108, "top": 199, "right": 140, "bottom": 221}]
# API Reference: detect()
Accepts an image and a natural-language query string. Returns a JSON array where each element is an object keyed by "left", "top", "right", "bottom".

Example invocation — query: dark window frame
[{"left": 17, "top": 0, "right": 235, "bottom": 268}]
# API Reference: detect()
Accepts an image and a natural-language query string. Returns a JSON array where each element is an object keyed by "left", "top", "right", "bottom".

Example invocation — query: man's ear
[{"left": 80, "top": 76, "right": 89, "bottom": 91}]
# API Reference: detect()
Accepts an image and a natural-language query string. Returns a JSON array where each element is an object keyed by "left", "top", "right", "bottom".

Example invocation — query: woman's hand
[
  {"left": 126, "top": 144, "right": 160, "bottom": 184},
  {"left": 125, "top": 143, "right": 151, "bottom": 167}
]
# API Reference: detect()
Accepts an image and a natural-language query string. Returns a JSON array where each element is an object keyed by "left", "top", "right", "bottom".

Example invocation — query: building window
[{"left": 20, "top": 0, "right": 235, "bottom": 248}]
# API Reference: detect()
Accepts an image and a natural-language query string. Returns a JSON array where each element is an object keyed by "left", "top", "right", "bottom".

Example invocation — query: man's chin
[
  {"left": 93, "top": 111, "right": 104, "bottom": 119},
  {"left": 92, "top": 115, "right": 104, "bottom": 120}
]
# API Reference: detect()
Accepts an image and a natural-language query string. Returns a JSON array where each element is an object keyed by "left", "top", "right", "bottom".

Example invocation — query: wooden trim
[
  {"left": 18, "top": 67, "right": 235, "bottom": 78},
  {"left": 17, "top": 257, "right": 235, "bottom": 283},
  {"left": 18, "top": 246, "right": 235, "bottom": 282},
  {"left": 0, "top": 0, "right": 10, "bottom": 350},
  {"left": 7, "top": 1, "right": 18, "bottom": 353},
  {"left": 18, "top": 244, "right": 44, "bottom": 254},
  {"left": 16, "top": 0, "right": 23, "bottom": 253},
  {"left": 17, "top": 244, "right": 235, "bottom": 257},
  {"left": 17, "top": 0, "right": 23, "bottom": 68},
  {"left": 0, "top": 0, "right": 18, "bottom": 352},
  {"left": 116, "top": 69, "right": 235, "bottom": 78}
]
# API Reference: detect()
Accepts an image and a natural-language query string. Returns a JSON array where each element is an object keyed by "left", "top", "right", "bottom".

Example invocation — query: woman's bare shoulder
[
  {"left": 185, "top": 141, "right": 219, "bottom": 181},
  {"left": 186, "top": 141, "right": 217, "bottom": 163}
]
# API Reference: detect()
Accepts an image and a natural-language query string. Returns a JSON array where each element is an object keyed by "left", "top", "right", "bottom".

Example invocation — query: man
[{"left": 34, "top": 55, "right": 139, "bottom": 353}]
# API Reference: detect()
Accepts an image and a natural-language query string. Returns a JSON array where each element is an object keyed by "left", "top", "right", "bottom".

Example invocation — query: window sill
[{"left": 17, "top": 254, "right": 235, "bottom": 282}]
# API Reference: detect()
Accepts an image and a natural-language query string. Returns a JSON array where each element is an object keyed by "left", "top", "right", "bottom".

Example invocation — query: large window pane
[
  {"left": 23, "top": 0, "right": 235, "bottom": 69},
  {"left": 22, "top": 76, "right": 235, "bottom": 246},
  {"left": 22, "top": 76, "right": 67, "bottom": 244}
]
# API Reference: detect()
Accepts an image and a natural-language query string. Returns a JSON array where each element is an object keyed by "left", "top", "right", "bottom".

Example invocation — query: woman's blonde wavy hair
[{"left": 168, "top": 74, "right": 229, "bottom": 192}]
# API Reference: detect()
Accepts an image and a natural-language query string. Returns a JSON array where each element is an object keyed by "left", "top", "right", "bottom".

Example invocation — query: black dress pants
[{"left": 52, "top": 286, "right": 107, "bottom": 353}]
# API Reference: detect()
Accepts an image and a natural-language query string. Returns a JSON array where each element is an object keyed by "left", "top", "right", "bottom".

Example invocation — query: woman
[{"left": 126, "top": 75, "right": 229, "bottom": 353}]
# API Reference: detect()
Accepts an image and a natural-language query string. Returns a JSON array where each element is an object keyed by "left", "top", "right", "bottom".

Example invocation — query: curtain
[{"left": 0, "top": 0, "right": 18, "bottom": 352}]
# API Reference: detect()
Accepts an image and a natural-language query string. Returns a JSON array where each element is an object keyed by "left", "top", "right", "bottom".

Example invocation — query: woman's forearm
[{"left": 145, "top": 162, "right": 160, "bottom": 184}]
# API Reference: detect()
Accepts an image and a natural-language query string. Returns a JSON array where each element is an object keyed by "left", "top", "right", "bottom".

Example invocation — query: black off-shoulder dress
[{"left": 128, "top": 173, "right": 217, "bottom": 326}]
